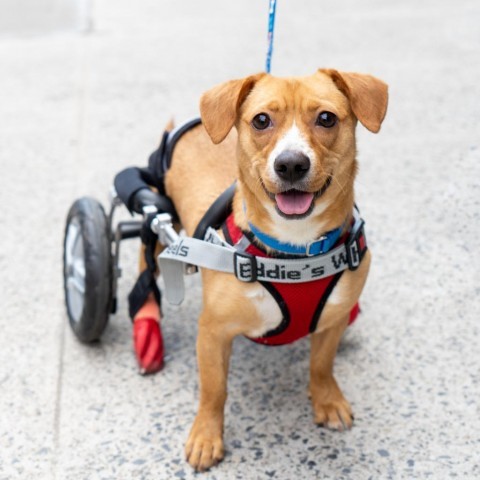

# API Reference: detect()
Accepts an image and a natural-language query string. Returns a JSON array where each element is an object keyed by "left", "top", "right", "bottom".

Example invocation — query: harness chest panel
[{"left": 224, "top": 214, "right": 358, "bottom": 346}]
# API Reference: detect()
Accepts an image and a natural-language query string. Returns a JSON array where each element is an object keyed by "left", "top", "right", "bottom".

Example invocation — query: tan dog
[{"left": 162, "top": 69, "right": 388, "bottom": 471}]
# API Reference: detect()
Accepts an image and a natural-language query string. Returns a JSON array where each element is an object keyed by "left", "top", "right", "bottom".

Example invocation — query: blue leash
[{"left": 265, "top": 0, "right": 277, "bottom": 73}]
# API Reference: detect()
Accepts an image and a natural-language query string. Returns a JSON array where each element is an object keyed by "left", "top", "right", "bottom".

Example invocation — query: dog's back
[{"left": 165, "top": 125, "right": 237, "bottom": 235}]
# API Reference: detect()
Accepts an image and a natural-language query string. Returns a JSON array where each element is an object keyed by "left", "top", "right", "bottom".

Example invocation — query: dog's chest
[
  {"left": 243, "top": 279, "right": 345, "bottom": 340},
  {"left": 243, "top": 284, "right": 283, "bottom": 338}
]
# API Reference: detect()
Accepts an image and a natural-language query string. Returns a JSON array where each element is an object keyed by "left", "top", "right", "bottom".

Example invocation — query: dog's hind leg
[
  {"left": 309, "top": 315, "right": 354, "bottom": 431},
  {"left": 132, "top": 241, "right": 164, "bottom": 374}
]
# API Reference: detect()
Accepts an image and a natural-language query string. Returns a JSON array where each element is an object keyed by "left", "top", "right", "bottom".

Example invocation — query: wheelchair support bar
[{"left": 114, "top": 167, "right": 178, "bottom": 219}]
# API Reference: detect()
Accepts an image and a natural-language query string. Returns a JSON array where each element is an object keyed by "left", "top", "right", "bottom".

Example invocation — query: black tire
[{"left": 63, "top": 197, "right": 113, "bottom": 342}]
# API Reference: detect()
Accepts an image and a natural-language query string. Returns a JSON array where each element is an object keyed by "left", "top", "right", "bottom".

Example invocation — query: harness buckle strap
[
  {"left": 234, "top": 251, "right": 258, "bottom": 283},
  {"left": 346, "top": 219, "right": 367, "bottom": 270}
]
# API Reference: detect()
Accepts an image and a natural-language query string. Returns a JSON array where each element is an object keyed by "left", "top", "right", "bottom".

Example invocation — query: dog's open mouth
[
  {"left": 275, "top": 190, "right": 315, "bottom": 215},
  {"left": 263, "top": 176, "right": 332, "bottom": 218}
]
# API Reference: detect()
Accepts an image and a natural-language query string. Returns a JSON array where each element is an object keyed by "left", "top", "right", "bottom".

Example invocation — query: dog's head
[{"left": 200, "top": 70, "right": 388, "bottom": 242}]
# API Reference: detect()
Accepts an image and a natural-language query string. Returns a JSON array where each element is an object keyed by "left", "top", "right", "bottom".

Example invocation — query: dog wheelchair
[
  {"left": 63, "top": 119, "right": 184, "bottom": 343},
  {"left": 62, "top": 119, "right": 240, "bottom": 346}
]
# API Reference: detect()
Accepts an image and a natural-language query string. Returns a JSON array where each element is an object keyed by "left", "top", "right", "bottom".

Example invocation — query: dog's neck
[{"left": 232, "top": 179, "right": 354, "bottom": 249}]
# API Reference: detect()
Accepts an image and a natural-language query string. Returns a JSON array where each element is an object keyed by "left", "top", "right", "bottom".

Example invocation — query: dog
[{"left": 138, "top": 69, "right": 387, "bottom": 471}]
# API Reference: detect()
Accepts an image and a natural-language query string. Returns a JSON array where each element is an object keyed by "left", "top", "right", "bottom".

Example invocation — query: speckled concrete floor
[{"left": 0, "top": 0, "right": 479, "bottom": 479}]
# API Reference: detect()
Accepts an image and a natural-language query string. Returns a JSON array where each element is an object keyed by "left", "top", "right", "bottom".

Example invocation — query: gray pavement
[{"left": 0, "top": 0, "right": 479, "bottom": 478}]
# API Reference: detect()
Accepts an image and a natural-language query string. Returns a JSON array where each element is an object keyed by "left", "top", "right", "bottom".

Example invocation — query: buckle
[
  {"left": 234, "top": 251, "right": 257, "bottom": 282},
  {"left": 346, "top": 219, "right": 366, "bottom": 271},
  {"left": 306, "top": 236, "right": 327, "bottom": 256}
]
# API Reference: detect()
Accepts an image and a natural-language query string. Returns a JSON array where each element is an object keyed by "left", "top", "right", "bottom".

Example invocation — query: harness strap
[
  {"left": 128, "top": 213, "right": 162, "bottom": 319},
  {"left": 158, "top": 212, "right": 367, "bottom": 305},
  {"left": 193, "top": 183, "right": 236, "bottom": 240},
  {"left": 128, "top": 268, "right": 161, "bottom": 319},
  {"left": 164, "top": 118, "right": 202, "bottom": 171}
]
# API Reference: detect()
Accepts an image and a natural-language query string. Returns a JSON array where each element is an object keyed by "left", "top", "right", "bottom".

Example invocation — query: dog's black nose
[{"left": 274, "top": 150, "right": 310, "bottom": 182}]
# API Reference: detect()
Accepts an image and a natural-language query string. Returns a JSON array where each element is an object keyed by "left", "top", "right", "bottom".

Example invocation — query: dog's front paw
[
  {"left": 185, "top": 416, "right": 224, "bottom": 472},
  {"left": 310, "top": 378, "right": 354, "bottom": 431}
]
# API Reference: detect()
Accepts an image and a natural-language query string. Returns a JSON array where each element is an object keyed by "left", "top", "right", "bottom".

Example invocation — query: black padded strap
[
  {"left": 115, "top": 118, "right": 202, "bottom": 216},
  {"left": 193, "top": 182, "right": 236, "bottom": 240},
  {"left": 114, "top": 166, "right": 178, "bottom": 218},
  {"left": 148, "top": 130, "right": 169, "bottom": 194},
  {"left": 164, "top": 118, "right": 202, "bottom": 171},
  {"left": 114, "top": 167, "right": 153, "bottom": 213}
]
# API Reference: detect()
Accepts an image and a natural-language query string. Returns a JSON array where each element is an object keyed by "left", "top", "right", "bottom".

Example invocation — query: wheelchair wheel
[{"left": 63, "top": 197, "right": 113, "bottom": 342}]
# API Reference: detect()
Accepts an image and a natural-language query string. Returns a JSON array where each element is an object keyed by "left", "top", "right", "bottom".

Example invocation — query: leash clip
[{"left": 234, "top": 251, "right": 258, "bottom": 283}]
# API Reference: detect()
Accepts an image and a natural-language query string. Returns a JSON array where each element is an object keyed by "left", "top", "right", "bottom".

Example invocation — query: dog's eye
[
  {"left": 252, "top": 113, "right": 272, "bottom": 131},
  {"left": 316, "top": 111, "right": 337, "bottom": 128}
]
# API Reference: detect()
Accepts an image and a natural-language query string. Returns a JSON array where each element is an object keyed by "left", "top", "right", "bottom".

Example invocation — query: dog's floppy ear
[
  {"left": 200, "top": 73, "right": 266, "bottom": 144},
  {"left": 321, "top": 69, "right": 388, "bottom": 133}
]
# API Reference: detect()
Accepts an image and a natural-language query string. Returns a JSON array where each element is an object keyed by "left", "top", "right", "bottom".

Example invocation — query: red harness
[{"left": 224, "top": 214, "right": 359, "bottom": 346}]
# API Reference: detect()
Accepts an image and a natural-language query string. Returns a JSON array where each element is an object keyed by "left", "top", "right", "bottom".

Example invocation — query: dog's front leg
[
  {"left": 185, "top": 313, "right": 234, "bottom": 471},
  {"left": 309, "top": 315, "right": 353, "bottom": 431}
]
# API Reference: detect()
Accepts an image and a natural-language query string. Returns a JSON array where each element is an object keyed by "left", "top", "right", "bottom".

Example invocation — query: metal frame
[{"left": 106, "top": 186, "right": 193, "bottom": 313}]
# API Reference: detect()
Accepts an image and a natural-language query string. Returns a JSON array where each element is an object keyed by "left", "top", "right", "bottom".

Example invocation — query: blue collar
[{"left": 247, "top": 221, "right": 344, "bottom": 257}]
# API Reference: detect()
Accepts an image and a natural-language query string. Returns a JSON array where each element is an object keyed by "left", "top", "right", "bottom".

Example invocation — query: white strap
[{"left": 158, "top": 230, "right": 355, "bottom": 305}]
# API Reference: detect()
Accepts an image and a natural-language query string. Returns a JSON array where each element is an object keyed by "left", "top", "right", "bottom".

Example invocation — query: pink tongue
[{"left": 275, "top": 191, "right": 314, "bottom": 215}]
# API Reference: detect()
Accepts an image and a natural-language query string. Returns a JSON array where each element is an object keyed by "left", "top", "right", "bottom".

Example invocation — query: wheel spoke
[
  {"left": 64, "top": 218, "right": 87, "bottom": 323},
  {"left": 65, "top": 222, "right": 79, "bottom": 266},
  {"left": 73, "top": 259, "right": 85, "bottom": 280},
  {"left": 67, "top": 276, "right": 85, "bottom": 295}
]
